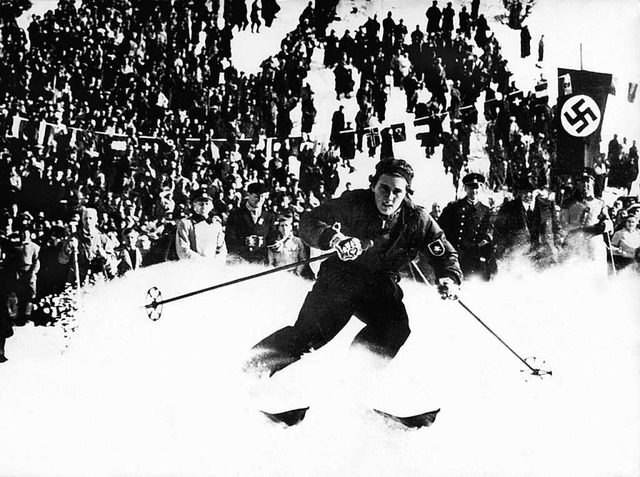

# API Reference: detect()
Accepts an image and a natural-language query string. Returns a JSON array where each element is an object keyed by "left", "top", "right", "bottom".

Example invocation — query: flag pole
[{"left": 580, "top": 43, "right": 583, "bottom": 70}]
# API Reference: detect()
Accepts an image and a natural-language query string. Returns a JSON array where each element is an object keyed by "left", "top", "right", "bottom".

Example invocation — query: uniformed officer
[
  {"left": 175, "top": 190, "right": 227, "bottom": 262},
  {"left": 437, "top": 173, "right": 496, "bottom": 280},
  {"left": 560, "top": 169, "right": 613, "bottom": 272}
]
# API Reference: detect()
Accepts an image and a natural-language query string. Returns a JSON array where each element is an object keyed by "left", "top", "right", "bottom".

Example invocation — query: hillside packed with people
[{"left": 0, "top": 0, "right": 638, "bottom": 364}]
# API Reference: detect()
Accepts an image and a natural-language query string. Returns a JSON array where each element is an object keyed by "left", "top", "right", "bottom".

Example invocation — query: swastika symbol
[{"left": 560, "top": 95, "right": 601, "bottom": 137}]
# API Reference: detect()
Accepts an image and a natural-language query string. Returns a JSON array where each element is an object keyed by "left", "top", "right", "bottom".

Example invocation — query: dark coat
[
  {"left": 494, "top": 196, "right": 563, "bottom": 265},
  {"left": 438, "top": 198, "right": 495, "bottom": 279},
  {"left": 225, "top": 200, "right": 276, "bottom": 264},
  {"left": 300, "top": 189, "right": 462, "bottom": 283}
]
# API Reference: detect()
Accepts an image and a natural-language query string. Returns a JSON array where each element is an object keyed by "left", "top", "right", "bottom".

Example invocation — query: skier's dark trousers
[{"left": 247, "top": 160, "right": 463, "bottom": 376}]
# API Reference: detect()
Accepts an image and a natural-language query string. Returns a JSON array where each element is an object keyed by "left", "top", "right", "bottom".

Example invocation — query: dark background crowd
[{"left": 0, "top": 0, "right": 638, "bottom": 358}]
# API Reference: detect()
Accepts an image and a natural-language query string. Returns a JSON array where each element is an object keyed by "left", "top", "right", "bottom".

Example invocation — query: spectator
[
  {"left": 0, "top": 243, "right": 12, "bottom": 362},
  {"left": 560, "top": 171, "right": 613, "bottom": 269},
  {"left": 520, "top": 25, "right": 531, "bottom": 58},
  {"left": 4, "top": 223, "right": 40, "bottom": 326},
  {"left": 175, "top": 190, "right": 227, "bottom": 262},
  {"left": 438, "top": 173, "right": 496, "bottom": 280},
  {"left": 426, "top": 1, "right": 442, "bottom": 34},
  {"left": 494, "top": 177, "right": 563, "bottom": 267},
  {"left": 57, "top": 207, "right": 117, "bottom": 286},
  {"left": 250, "top": 0, "right": 262, "bottom": 33},
  {"left": 610, "top": 214, "right": 640, "bottom": 271},
  {"left": 225, "top": 182, "right": 276, "bottom": 264},
  {"left": 267, "top": 212, "right": 309, "bottom": 276},
  {"left": 116, "top": 227, "right": 144, "bottom": 276}
]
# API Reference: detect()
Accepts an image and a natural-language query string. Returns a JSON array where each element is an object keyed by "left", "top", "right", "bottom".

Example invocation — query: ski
[
  {"left": 260, "top": 407, "right": 440, "bottom": 429},
  {"left": 373, "top": 408, "right": 441, "bottom": 429},
  {"left": 260, "top": 407, "right": 310, "bottom": 426}
]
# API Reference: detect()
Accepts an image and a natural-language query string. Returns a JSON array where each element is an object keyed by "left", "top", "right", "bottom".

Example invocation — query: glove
[
  {"left": 437, "top": 277, "right": 459, "bottom": 300},
  {"left": 329, "top": 233, "right": 363, "bottom": 261}
]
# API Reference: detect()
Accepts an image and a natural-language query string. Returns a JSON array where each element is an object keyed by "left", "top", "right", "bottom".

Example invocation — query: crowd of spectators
[
  {"left": 0, "top": 0, "right": 341, "bottom": 326},
  {"left": 0, "top": 0, "right": 638, "bottom": 363}
]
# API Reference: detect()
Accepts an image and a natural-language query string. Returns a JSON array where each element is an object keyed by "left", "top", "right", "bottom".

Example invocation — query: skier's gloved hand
[
  {"left": 330, "top": 233, "right": 363, "bottom": 261},
  {"left": 437, "top": 277, "right": 459, "bottom": 300}
]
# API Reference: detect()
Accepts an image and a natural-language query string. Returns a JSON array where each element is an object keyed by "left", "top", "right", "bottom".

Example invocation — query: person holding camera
[
  {"left": 267, "top": 212, "right": 309, "bottom": 277},
  {"left": 225, "top": 182, "right": 276, "bottom": 265}
]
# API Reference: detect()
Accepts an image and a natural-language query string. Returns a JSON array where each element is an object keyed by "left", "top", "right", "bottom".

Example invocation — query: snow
[{"left": 3, "top": 0, "right": 640, "bottom": 476}]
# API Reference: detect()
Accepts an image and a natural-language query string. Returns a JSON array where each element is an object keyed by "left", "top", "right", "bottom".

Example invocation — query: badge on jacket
[{"left": 428, "top": 239, "right": 445, "bottom": 256}]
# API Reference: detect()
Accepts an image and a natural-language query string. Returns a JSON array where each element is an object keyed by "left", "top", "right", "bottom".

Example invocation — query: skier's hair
[{"left": 369, "top": 159, "right": 414, "bottom": 194}]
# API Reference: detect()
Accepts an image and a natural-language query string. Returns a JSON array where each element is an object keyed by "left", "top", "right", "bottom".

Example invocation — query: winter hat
[{"left": 370, "top": 159, "right": 414, "bottom": 188}]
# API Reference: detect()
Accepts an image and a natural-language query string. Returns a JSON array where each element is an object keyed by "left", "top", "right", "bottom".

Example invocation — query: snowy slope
[{"left": 3, "top": 1, "right": 640, "bottom": 476}]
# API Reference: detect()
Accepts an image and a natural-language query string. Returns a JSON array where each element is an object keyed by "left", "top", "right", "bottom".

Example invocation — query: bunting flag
[
  {"left": 68, "top": 126, "right": 88, "bottom": 150},
  {"left": 628, "top": 82, "right": 638, "bottom": 103},
  {"left": 37, "top": 121, "right": 65, "bottom": 147},
  {"left": 7, "top": 115, "right": 29, "bottom": 140},
  {"left": 534, "top": 80, "right": 548, "bottom": 104},
  {"left": 391, "top": 123, "right": 406, "bottom": 142},
  {"left": 289, "top": 136, "right": 303, "bottom": 156},
  {"left": 185, "top": 137, "right": 203, "bottom": 149},
  {"left": 507, "top": 89, "right": 524, "bottom": 109},
  {"left": 3, "top": 72, "right": 556, "bottom": 161},
  {"left": 413, "top": 115, "right": 431, "bottom": 141},
  {"left": 96, "top": 131, "right": 128, "bottom": 155},
  {"left": 556, "top": 68, "right": 613, "bottom": 175},
  {"left": 366, "top": 128, "right": 380, "bottom": 150},
  {"left": 558, "top": 73, "right": 572, "bottom": 96}
]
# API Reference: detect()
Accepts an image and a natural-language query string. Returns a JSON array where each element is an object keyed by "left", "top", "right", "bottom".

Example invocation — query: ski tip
[
  {"left": 260, "top": 407, "right": 310, "bottom": 427},
  {"left": 373, "top": 408, "right": 441, "bottom": 429}
]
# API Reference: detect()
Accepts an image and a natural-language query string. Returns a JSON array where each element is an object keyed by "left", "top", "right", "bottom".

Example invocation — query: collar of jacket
[{"left": 191, "top": 214, "right": 212, "bottom": 225}]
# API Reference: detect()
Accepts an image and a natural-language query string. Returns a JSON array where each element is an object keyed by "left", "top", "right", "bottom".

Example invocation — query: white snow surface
[
  {"left": 1, "top": 259, "right": 639, "bottom": 477},
  {"left": 3, "top": 0, "right": 640, "bottom": 476}
]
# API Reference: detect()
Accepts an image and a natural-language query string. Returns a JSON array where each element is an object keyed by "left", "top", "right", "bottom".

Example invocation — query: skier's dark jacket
[{"left": 300, "top": 189, "right": 462, "bottom": 284}]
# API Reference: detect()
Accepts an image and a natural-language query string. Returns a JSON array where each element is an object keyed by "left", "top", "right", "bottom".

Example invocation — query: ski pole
[
  {"left": 456, "top": 299, "right": 551, "bottom": 377},
  {"left": 410, "top": 261, "right": 551, "bottom": 378},
  {"left": 604, "top": 232, "right": 617, "bottom": 277},
  {"left": 144, "top": 251, "right": 336, "bottom": 321}
]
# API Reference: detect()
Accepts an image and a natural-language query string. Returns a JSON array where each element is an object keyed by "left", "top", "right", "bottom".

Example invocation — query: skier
[{"left": 245, "top": 159, "right": 462, "bottom": 377}]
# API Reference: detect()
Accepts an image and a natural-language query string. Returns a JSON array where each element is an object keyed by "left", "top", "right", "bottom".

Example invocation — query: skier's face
[{"left": 372, "top": 173, "right": 408, "bottom": 216}]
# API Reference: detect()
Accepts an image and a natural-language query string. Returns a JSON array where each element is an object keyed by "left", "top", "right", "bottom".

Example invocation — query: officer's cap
[
  {"left": 191, "top": 189, "right": 213, "bottom": 203},
  {"left": 462, "top": 173, "right": 485, "bottom": 187}
]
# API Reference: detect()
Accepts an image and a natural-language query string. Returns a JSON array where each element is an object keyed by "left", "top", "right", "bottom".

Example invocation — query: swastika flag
[{"left": 556, "top": 68, "right": 613, "bottom": 176}]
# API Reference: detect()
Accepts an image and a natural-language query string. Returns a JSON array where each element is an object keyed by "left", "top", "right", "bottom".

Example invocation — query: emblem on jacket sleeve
[{"left": 427, "top": 239, "right": 445, "bottom": 256}]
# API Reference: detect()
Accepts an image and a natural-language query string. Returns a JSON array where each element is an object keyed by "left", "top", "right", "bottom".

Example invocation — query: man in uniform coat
[
  {"left": 438, "top": 173, "right": 496, "bottom": 280},
  {"left": 225, "top": 182, "right": 276, "bottom": 265}
]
